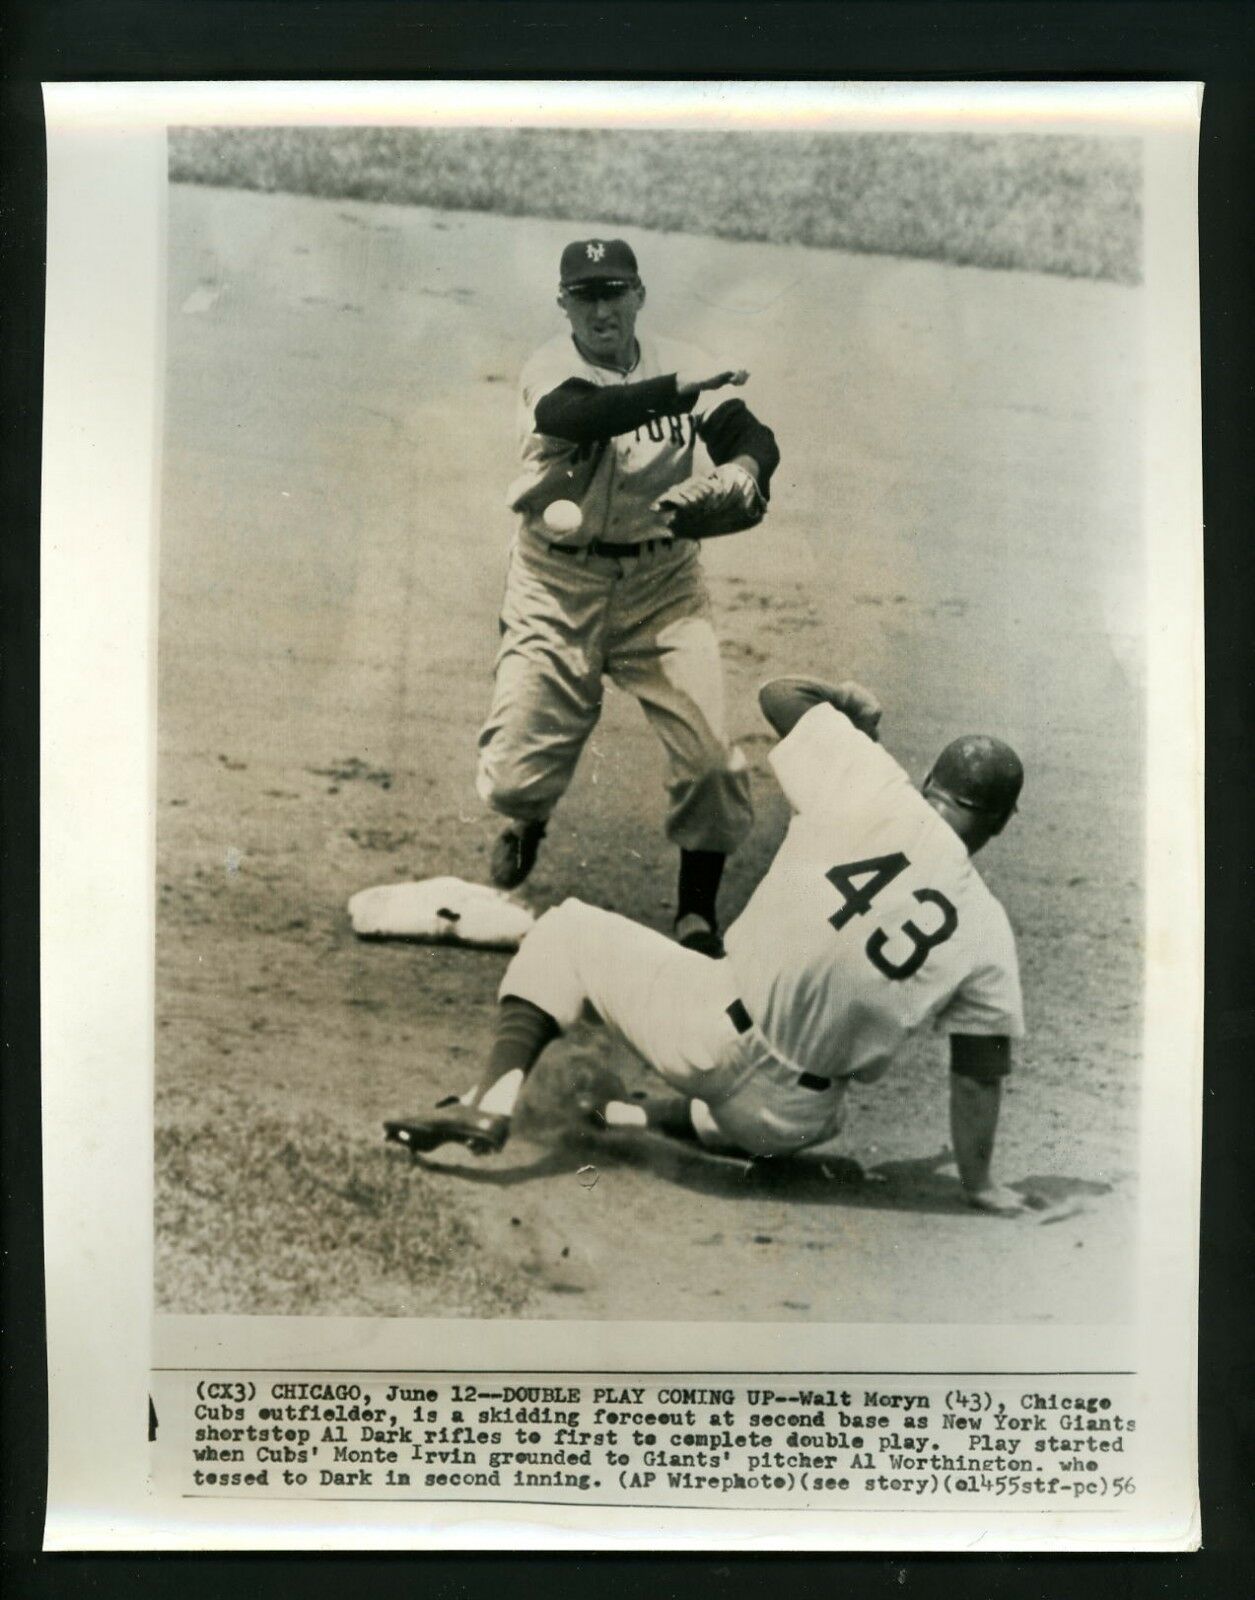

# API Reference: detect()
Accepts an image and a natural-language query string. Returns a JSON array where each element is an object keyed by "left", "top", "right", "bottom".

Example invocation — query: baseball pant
[
  {"left": 476, "top": 535, "right": 753, "bottom": 855},
  {"left": 501, "top": 898, "right": 849, "bottom": 1157}
]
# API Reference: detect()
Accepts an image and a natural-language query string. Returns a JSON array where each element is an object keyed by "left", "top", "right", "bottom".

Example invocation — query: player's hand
[
  {"left": 962, "top": 1183, "right": 1037, "bottom": 1217},
  {"left": 828, "top": 681, "right": 883, "bottom": 742},
  {"left": 676, "top": 367, "right": 749, "bottom": 399}
]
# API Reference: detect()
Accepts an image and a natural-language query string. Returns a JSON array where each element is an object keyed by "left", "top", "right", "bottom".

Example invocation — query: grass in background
[
  {"left": 155, "top": 1098, "right": 531, "bottom": 1317},
  {"left": 170, "top": 127, "right": 1141, "bottom": 285}
]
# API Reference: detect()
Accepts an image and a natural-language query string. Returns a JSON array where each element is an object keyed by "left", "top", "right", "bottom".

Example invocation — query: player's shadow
[
  {"left": 402, "top": 1145, "right": 578, "bottom": 1187},
  {"left": 603, "top": 1137, "right": 1115, "bottom": 1216},
  {"left": 568, "top": 1136, "right": 967, "bottom": 1213},
  {"left": 396, "top": 1126, "right": 1114, "bottom": 1222},
  {"left": 409, "top": 1127, "right": 1113, "bottom": 1217},
  {"left": 824, "top": 1152, "right": 1113, "bottom": 1218}
]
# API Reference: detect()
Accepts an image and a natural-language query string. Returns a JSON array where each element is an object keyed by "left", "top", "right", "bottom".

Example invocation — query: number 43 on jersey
[{"left": 825, "top": 853, "right": 958, "bottom": 982}]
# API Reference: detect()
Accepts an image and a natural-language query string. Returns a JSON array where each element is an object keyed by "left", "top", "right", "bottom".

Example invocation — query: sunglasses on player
[{"left": 563, "top": 280, "right": 637, "bottom": 303}]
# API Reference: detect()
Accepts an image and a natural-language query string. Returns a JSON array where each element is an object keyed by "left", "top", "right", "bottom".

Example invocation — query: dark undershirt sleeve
[
  {"left": 949, "top": 1034, "right": 1013, "bottom": 1083},
  {"left": 696, "top": 398, "right": 781, "bottom": 494},
  {"left": 532, "top": 375, "right": 693, "bottom": 443}
]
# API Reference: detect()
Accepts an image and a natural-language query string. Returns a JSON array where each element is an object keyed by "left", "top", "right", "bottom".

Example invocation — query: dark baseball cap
[{"left": 559, "top": 237, "right": 640, "bottom": 287}]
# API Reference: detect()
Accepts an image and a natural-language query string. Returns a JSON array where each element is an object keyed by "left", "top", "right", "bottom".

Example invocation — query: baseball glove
[{"left": 652, "top": 462, "right": 767, "bottom": 540}]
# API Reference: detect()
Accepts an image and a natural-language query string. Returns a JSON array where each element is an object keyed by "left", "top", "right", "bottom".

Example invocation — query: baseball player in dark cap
[
  {"left": 475, "top": 237, "right": 781, "bottom": 955},
  {"left": 393, "top": 675, "right": 1034, "bottom": 1216}
]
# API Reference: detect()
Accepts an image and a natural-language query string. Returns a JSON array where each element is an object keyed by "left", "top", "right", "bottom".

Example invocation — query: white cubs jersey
[
  {"left": 724, "top": 705, "right": 1024, "bottom": 1082},
  {"left": 506, "top": 331, "right": 722, "bottom": 545}
]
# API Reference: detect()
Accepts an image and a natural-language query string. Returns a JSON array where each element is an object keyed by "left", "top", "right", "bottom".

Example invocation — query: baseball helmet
[{"left": 925, "top": 735, "right": 1024, "bottom": 823}]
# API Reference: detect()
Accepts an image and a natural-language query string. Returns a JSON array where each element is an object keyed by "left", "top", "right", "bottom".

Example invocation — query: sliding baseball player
[{"left": 390, "top": 675, "right": 1032, "bottom": 1215}]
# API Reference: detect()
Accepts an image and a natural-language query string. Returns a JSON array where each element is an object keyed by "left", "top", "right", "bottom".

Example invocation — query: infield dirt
[{"left": 155, "top": 184, "right": 1143, "bottom": 1323}]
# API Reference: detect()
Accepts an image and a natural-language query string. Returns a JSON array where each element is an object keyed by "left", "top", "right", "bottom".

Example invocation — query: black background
[{"left": 3, "top": 3, "right": 1252, "bottom": 1594}]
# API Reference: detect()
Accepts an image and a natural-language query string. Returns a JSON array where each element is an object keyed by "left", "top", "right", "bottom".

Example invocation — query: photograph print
[{"left": 154, "top": 116, "right": 1146, "bottom": 1326}]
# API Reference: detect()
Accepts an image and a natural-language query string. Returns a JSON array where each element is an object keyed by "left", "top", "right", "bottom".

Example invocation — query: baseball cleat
[
  {"left": 384, "top": 1103, "right": 512, "bottom": 1157},
  {"left": 674, "top": 913, "right": 725, "bottom": 959},
  {"left": 489, "top": 820, "right": 547, "bottom": 889}
]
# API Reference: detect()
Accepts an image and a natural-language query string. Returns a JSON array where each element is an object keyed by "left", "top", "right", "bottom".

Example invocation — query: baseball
[{"left": 542, "top": 499, "right": 583, "bottom": 535}]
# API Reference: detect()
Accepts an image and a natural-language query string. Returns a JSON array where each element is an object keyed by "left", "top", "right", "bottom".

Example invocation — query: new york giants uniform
[
  {"left": 475, "top": 329, "right": 773, "bottom": 855},
  {"left": 507, "top": 331, "right": 736, "bottom": 544},
  {"left": 500, "top": 705, "right": 1023, "bottom": 1157}
]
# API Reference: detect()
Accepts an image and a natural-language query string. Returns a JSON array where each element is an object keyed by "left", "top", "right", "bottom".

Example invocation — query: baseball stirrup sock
[
  {"left": 603, "top": 1100, "right": 648, "bottom": 1130},
  {"left": 469, "top": 997, "right": 560, "bottom": 1116},
  {"left": 677, "top": 849, "right": 725, "bottom": 927}
]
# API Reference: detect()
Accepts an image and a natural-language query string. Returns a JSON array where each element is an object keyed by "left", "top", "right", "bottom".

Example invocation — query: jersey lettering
[
  {"left": 825, "top": 854, "right": 959, "bottom": 980},
  {"left": 825, "top": 853, "right": 909, "bottom": 931},
  {"left": 631, "top": 413, "right": 699, "bottom": 447},
  {"left": 865, "top": 888, "right": 959, "bottom": 981}
]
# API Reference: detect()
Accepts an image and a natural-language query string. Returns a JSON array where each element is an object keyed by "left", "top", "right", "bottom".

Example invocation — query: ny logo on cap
[{"left": 586, "top": 241, "right": 606, "bottom": 261}]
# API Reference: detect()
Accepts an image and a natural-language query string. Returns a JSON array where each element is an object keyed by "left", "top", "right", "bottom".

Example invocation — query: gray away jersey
[{"left": 507, "top": 332, "right": 734, "bottom": 545}]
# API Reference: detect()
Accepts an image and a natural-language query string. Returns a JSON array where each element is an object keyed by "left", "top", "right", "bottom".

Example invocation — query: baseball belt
[
  {"left": 546, "top": 537, "right": 674, "bottom": 559},
  {"left": 726, "top": 1000, "right": 832, "bottom": 1092}
]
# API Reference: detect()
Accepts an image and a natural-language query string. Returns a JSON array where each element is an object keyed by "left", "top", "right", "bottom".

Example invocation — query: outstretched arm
[
  {"left": 533, "top": 368, "right": 750, "bottom": 444},
  {"left": 949, "top": 1035, "right": 1027, "bottom": 1215},
  {"left": 533, "top": 375, "right": 694, "bottom": 442},
  {"left": 759, "top": 676, "right": 883, "bottom": 740}
]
